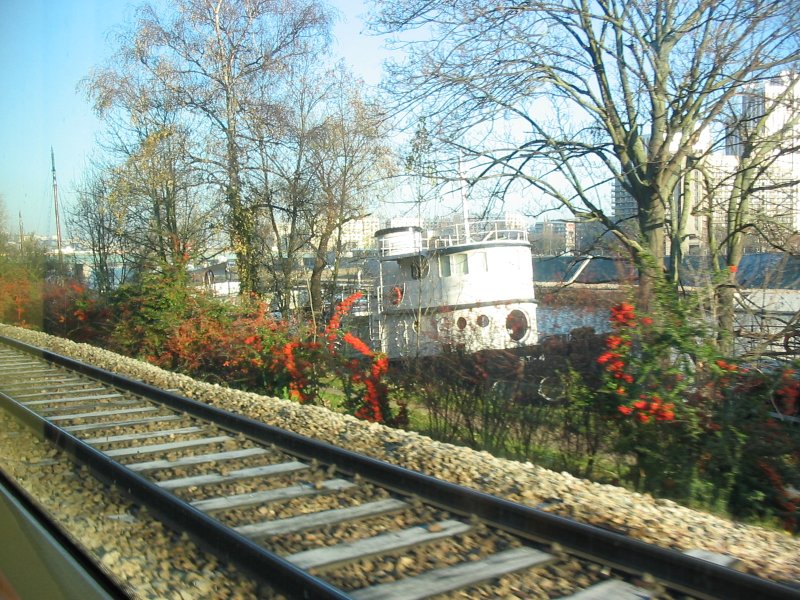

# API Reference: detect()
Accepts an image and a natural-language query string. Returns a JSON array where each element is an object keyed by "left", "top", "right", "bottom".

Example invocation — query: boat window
[
  {"left": 439, "top": 253, "right": 468, "bottom": 277},
  {"left": 439, "top": 255, "right": 451, "bottom": 277},
  {"left": 452, "top": 253, "right": 469, "bottom": 275}
]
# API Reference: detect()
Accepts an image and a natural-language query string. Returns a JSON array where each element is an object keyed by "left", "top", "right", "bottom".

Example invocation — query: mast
[
  {"left": 458, "top": 153, "right": 471, "bottom": 243},
  {"left": 51, "top": 147, "right": 64, "bottom": 272}
]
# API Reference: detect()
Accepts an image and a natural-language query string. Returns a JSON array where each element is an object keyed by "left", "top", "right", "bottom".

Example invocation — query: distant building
[
  {"left": 530, "top": 219, "right": 576, "bottom": 255},
  {"left": 723, "top": 74, "right": 800, "bottom": 233},
  {"left": 503, "top": 212, "right": 528, "bottom": 231},
  {"left": 337, "top": 216, "right": 381, "bottom": 252},
  {"left": 611, "top": 73, "right": 800, "bottom": 254},
  {"left": 386, "top": 216, "right": 423, "bottom": 229},
  {"left": 612, "top": 180, "right": 638, "bottom": 223}
]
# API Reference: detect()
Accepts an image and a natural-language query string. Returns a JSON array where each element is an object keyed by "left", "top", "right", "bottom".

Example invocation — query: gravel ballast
[{"left": 1, "top": 324, "right": 798, "bottom": 590}]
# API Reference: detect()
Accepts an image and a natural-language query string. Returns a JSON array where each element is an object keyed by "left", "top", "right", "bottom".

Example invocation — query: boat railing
[
  {"left": 375, "top": 220, "right": 529, "bottom": 256},
  {"left": 428, "top": 221, "right": 528, "bottom": 249}
]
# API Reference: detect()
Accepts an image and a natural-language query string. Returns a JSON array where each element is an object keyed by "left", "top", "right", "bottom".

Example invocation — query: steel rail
[
  {"left": 0, "top": 346, "right": 350, "bottom": 600},
  {"left": 2, "top": 335, "right": 798, "bottom": 600}
]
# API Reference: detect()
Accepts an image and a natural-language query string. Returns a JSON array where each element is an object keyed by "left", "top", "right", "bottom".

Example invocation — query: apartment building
[{"left": 612, "top": 73, "right": 800, "bottom": 252}]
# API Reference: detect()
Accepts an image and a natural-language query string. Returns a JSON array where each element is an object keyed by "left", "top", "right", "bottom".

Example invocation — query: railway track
[{"left": 0, "top": 334, "right": 797, "bottom": 600}]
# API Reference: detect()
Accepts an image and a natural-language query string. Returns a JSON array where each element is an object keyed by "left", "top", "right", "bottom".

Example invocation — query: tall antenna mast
[{"left": 51, "top": 147, "right": 64, "bottom": 272}]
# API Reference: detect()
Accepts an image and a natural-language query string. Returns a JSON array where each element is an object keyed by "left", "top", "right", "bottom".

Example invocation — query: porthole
[
  {"left": 456, "top": 317, "right": 467, "bottom": 330},
  {"left": 476, "top": 314, "right": 489, "bottom": 328},
  {"left": 506, "top": 309, "right": 528, "bottom": 341}
]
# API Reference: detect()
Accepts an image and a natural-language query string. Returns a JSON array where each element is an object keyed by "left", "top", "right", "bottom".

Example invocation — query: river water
[{"left": 536, "top": 306, "right": 611, "bottom": 338}]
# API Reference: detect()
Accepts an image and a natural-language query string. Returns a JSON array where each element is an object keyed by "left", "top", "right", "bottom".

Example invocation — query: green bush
[{"left": 27, "top": 273, "right": 800, "bottom": 531}]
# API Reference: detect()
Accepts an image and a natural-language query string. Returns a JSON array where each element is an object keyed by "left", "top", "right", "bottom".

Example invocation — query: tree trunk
[
  {"left": 636, "top": 193, "right": 667, "bottom": 314},
  {"left": 226, "top": 123, "right": 262, "bottom": 296},
  {"left": 715, "top": 165, "right": 750, "bottom": 355},
  {"left": 716, "top": 284, "right": 737, "bottom": 355},
  {"left": 309, "top": 230, "right": 333, "bottom": 324}
]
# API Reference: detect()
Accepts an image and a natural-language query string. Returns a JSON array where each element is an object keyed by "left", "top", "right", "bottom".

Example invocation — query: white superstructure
[{"left": 369, "top": 220, "right": 538, "bottom": 358}]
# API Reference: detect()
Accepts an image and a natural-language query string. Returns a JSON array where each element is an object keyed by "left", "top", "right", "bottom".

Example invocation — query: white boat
[{"left": 365, "top": 220, "right": 538, "bottom": 358}]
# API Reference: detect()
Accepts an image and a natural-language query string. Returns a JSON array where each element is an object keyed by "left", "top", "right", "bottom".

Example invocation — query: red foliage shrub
[{"left": 42, "top": 280, "right": 111, "bottom": 343}]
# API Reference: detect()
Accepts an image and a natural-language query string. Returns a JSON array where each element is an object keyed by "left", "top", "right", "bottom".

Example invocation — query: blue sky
[{"left": 0, "top": 0, "right": 388, "bottom": 236}]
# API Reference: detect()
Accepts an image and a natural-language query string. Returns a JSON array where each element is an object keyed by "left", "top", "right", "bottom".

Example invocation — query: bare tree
[
  {"left": 306, "top": 68, "right": 393, "bottom": 320},
  {"left": 68, "top": 167, "right": 126, "bottom": 293},
  {"left": 80, "top": 79, "right": 218, "bottom": 282},
  {"left": 88, "top": 0, "right": 332, "bottom": 295},
  {"left": 704, "top": 76, "right": 800, "bottom": 353},
  {"left": 246, "top": 62, "right": 392, "bottom": 318},
  {"left": 107, "top": 126, "right": 220, "bottom": 270},
  {"left": 82, "top": 30, "right": 221, "bottom": 276},
  {"left": 371, "top": 0, "right": 800, "bottom": 317},
  {"left": 248, "top": 64, "right": 321, "bottom": 315}
]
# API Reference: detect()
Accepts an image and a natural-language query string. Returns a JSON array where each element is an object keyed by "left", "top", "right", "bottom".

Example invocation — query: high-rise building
[
  {"left": 612, "top": 178, "right": 638, "bottom": 222},
  {"left": 724, "top": 73, "right": 800, "bottom": 232},
  {"left": 611, "top": 73, "right": 800, "bottom": 252},
  {"left": 611, "top": 174, "right": 706, "bottom": 255}
]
